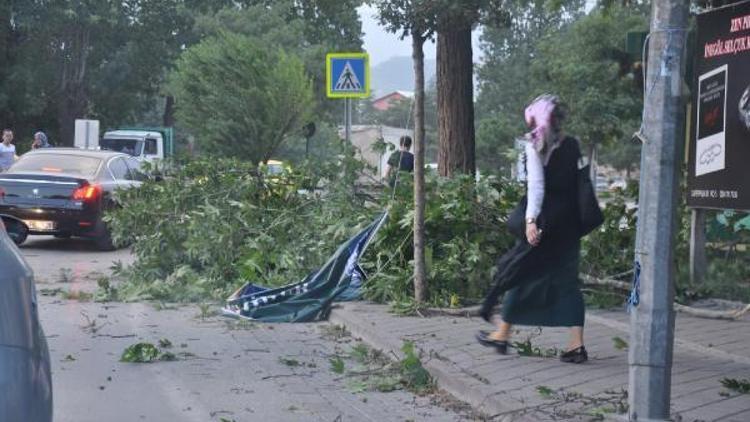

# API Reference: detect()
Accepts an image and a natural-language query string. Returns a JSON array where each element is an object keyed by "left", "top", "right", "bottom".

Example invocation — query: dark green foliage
[
  {"left": 0, "top": 1, "right": 363, "bottom": 147},
  {"left": 581, "top": 183, "right": 638, "bottom": 278},
  {"left": 361, "top": 172, "right": 523, "bottom": 307},
  {"left": 476, "top": 2, "right": 648, "bottom": 173},
  {"left": 168, "top": 32, "right": 313, "bottom": 163},
  {"left": 106, "top": 143, "right": 375, "bottom": 301}
]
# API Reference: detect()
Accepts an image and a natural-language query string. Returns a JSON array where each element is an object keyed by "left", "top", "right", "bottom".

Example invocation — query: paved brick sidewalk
[{"left": 330, "top": 303, "right": 750, "bottom": 421}]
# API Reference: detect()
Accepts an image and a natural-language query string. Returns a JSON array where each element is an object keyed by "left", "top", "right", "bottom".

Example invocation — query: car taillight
[{"left": 72, "top": 184, "right": 101, "bottom": 201}]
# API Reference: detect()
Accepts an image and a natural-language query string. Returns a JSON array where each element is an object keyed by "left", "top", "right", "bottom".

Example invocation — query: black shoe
[
  {"left": 479, "top": 307, "right": 493, "bottom": 323},
  {"left": 476, "top": 330, "right": 508, "bottom": 355},
  {"left": 560, "top": 346, "right": 588, "bottom": 363}
]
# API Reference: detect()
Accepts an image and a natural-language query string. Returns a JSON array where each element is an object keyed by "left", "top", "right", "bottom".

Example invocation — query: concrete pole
[
  {"left": 628, "top": 1, "right": 689, "bottom": 420},
  {"left": 689, "top": 209, "right": 707, "bottom": 285}
]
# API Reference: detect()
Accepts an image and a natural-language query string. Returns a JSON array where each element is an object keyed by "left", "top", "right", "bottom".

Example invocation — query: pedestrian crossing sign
[{"left": 326, "top": 53, "right": 370, "bottom": 99}]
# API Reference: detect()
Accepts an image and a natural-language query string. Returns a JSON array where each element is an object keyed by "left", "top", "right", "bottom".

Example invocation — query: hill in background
[{"left": 371, "top": 56, "right": 436, "bottom": 98}]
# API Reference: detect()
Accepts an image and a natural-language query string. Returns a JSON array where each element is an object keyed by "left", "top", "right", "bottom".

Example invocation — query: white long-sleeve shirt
[{"left": 525, "top": 141, "right": 544, "bottom": 220}]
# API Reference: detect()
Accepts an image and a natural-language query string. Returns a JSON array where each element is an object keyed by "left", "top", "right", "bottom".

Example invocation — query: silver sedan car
[{"left": 0, "top": 219, "right": 53, "bottom": 422}]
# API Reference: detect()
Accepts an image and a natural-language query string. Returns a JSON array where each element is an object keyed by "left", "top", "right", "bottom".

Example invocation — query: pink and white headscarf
[{"left": 524, "top": 94, "right": 561, "bottom": 154}]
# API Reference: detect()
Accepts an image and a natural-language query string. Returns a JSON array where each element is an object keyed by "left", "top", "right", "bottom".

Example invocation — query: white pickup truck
[{"left": 100, "top": 128, "right": 174, "bottom": 163}]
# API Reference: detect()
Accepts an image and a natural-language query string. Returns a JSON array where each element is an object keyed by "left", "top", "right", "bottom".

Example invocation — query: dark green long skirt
[{"left": 500, "top": 244, "right": 585, "bottom": 327}]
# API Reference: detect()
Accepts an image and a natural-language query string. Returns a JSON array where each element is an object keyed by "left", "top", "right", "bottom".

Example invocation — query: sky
[
  {"left": 358, "top": 5, "right": 483, "bottom": 66},
  {"left": 359, "top": 1, "right": 599, "bottom": 66}
]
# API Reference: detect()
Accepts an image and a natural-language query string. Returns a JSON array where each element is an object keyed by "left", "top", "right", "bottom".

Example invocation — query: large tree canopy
[
  {"left": 168, "top": 32, "right": 313, "bottom": 163},
  {"left": 0, "top": 0, "right": 363, "bottom": 149},
  {"left": 476, "top": 2, "right": 648, "bottom": 174}
]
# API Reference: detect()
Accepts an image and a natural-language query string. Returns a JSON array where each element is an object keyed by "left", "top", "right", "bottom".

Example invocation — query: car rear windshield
[{"left": 9, "top": 154, "right": 102, "bottom": 177}]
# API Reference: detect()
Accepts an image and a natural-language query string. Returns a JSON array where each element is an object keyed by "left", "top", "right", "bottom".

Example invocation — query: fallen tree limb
[
  {"left": 580, "top": 274, "right": 750, "bottom": 320},
  {"left": 417, "top": 274, "right": 750, "bottom": 321},
  {"left": 673, "top": 303, "right": 750, "bottom": 320}
]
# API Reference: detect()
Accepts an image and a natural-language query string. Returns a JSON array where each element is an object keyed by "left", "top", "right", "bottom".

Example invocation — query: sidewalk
[{"left": 329, "top": 303, "right": 750, "bottom": 421}]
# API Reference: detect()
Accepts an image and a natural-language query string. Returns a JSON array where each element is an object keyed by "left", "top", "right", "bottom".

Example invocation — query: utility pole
[{"left": 629, "top": 0, "right": 689, "bottom": 420}]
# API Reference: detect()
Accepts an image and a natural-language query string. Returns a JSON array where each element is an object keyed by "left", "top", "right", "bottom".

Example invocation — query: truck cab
[{"left": 100, "top": 128, "right": 173, "bottom": 164}]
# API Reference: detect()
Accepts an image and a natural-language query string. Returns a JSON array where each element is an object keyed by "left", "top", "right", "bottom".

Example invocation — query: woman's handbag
[
  {"left": 576, "top": 155, "right": 604, "bottom": 237},
  {"left": 506, "top": 196, "right": 528, "bottom": 240}
]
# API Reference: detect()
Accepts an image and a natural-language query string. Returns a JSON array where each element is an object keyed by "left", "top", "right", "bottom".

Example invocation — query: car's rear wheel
[
  {"left": 2, "top": 217, "right": 29, "bottom": 246},
  {"left": 93, "top": 220, "right": 115, "bottom": 251}
]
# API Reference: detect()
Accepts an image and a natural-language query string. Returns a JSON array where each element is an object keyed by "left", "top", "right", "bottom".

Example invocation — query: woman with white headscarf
[
  {"left": 476, "top": 94, "right": 588, "bottom": 364},
  {"left": 31, "top": 131, "right": 51, "bottom": 149}
]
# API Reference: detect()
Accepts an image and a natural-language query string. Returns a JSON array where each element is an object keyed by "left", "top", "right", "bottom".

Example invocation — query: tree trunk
[
  {"left": 163, "top": 95, "right": 176, "bottom": 127},
  {"left": 57, "top": 26, "right": 90, "bottom": 146},
  {"left": 436, "top": 21, "right": 475, "bottom": 177},
  {"left": 0, "top": 0, "right": 11, "bottom": 124},
  {"left": 412, "top": 32, "right": 427, "bottom": 304}
]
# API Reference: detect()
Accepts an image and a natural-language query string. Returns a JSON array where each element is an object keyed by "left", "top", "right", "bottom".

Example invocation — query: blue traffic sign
[{"left": 326, "top": 53, "right": 370, "bottom": 99}]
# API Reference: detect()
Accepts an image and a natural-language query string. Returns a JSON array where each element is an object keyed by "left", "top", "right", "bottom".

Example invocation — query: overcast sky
[
  {"left": 359, "top": 1, "right": 598, "bottom": 66},
  {"left": 358, "top": 5, "right": 483, "bottom": 66}
]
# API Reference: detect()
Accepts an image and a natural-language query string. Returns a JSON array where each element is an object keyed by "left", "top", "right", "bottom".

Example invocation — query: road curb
[{"left": 328, "top": 303, "right": 537, "bottom": 421}]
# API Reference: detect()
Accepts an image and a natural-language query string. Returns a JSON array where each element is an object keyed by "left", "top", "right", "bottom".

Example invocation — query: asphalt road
[{"left": 21, "top": 236, "right": 475, "bottom": 422}]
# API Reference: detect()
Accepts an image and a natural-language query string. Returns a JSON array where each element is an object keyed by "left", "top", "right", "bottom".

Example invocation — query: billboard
[{"left": 687, "top": 0, "right": 750, "bottom": 209}]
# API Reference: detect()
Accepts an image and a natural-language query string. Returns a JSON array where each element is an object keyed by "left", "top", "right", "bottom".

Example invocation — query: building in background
[
  {"left": 340, "top": 125, "right": 414, "bottom": 182},
  {"left": 372, "top": 91, "right": 414, "bottom": 111}
]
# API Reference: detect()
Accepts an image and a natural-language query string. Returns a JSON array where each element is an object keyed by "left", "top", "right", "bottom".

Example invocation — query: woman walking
[{"left": 477, "top": 94, "right": 588, "bottom": 364}]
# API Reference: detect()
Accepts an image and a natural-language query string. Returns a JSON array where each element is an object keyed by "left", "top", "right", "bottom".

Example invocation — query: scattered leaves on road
[
  {"left": 536, "top": 385, "right": 554, "bottom": 398},
  {"left": 320, "top": 324, "right": 349, "bottom": 340},
  {"left": 612, "top": 336, "right": 629, "bottom": 351},
  {"left": 330, "top": 356, "right": 345, "bottom": 374},
  {"left": 278, "top": 357, "right": 300, "bottom": 367},
  {"left": 39, "top": 287, "right": 63, "bottom": 297},
  {"left": 120, "top": 342, "right": 179, "bottom": 363},
  {"left": 57, "top": 268, "right": 75, "bottom": 283},
  {"left": 720, "top": 378, "right": 750, "bottom": 394},
  {"left": 61, "top": 290, "right": 94, "bottom": 302}
]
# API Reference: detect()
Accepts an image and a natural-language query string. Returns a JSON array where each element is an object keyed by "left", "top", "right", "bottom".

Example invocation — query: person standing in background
[
  {"left": 386, "top": 135, "right": 414, "bottom": 187},
  {"left": 0, "top": 129, "right": 17, "bottom": 172},
  {"left": 31, "top": 131, "right": 52, "bottom": 149}
]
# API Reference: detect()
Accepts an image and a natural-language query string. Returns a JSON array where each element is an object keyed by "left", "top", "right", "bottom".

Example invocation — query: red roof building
[{"left": 372, "top": 91, "right": 414, "bottom": 111}]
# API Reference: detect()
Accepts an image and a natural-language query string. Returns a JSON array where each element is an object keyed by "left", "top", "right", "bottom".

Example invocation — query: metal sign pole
[
  {"left": 345, "top": 98, "right": 352, "bottom": 144},
  {"left": 628, "top": 0, "right": 689, "bottom": 420}
]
